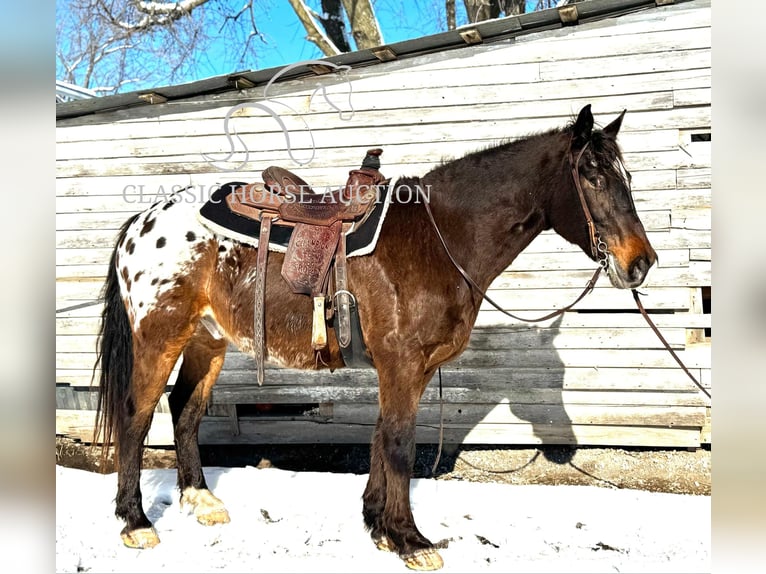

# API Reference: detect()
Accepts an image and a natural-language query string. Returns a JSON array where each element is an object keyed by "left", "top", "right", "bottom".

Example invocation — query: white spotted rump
[{"left": 115, "top": 193, "right": 214, "bottom": 331}]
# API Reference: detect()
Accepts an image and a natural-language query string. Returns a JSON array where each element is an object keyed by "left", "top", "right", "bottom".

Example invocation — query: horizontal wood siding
[{"left": 55, "top": 1, "right": 712, "bottom": 448}]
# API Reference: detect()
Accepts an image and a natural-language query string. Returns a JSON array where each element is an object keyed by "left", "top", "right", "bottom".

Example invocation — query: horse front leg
[{"left": 363, "top": 361, "right": 443, "bottom": 571}]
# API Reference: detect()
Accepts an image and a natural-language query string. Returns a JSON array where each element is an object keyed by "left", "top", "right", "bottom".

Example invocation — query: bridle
[
  {"left": 416, "top": 140, "right": 710, "bottom": 401},
  {"left": 568, "top": 141, "right": 610, "bottom": 270}
]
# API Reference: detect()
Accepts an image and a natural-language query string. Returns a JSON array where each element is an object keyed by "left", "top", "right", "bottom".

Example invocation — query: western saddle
[{"left": 226, "top": 149, "right": 387, "bottom": 383}]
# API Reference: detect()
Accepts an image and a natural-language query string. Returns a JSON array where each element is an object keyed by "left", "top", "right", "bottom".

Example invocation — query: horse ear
[
  {"left": 603, "top": 109, "right": 626, "bottom": 138},
  {"left": 572, "top": 104, "right": 593, "bottom": 147}
]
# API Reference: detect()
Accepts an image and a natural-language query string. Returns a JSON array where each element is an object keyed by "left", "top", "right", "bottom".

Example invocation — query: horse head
[{"left": 555, "top": 104, "right": 657, "bottom": 289}]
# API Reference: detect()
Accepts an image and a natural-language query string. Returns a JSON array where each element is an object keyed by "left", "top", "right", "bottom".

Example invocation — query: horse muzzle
[{"left": 606, "top": 249, "right": 657, "bottom": 289}]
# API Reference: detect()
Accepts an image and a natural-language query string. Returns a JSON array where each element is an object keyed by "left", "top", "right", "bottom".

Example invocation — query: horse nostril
[{"left": 630, "top": 255, "right": 650, "bottom": 282}]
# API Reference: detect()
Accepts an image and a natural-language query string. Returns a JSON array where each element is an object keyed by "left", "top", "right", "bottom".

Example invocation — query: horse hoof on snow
[
  {"left": 120, "top": 526, "right": 160, "bottom": 549},
  {"left": 180, "top": 487, "right": 230, "bottom": 526},
  {"left": 403, "top": 548, "right": 444, "bottom": 571},
  {"left": 374, "top": 537, "right": 443, "bottom": 570},
  {"left": 196, "top": 508, "right": 230, "bottom": 526},
  {"left": 375, "top": 535, "right": 394, "bottom": 552}
]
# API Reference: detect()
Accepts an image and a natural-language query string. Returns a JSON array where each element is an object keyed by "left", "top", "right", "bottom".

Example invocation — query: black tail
[{"left": 92, "top": 214, "right": 139, "bottom": 464}]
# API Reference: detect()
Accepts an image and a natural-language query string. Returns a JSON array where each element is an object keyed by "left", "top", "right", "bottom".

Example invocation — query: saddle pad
[{"left": 197, "top": 181, "right": 393, "bottom": 257}]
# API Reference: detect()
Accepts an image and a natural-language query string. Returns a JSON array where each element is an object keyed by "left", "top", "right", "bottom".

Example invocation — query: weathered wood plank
[
  {"left": 56, "top": 68, "right": 709, "bottom": 145},
  {"left": 52, "top": 169, "right": 695, "bottom": 219},
  {"left": 56, "top": 409, "right": 703, "bottom": 448},
  {"left": 55, "top": 260, "right": 711, "bottom": 289},
  {"left": 56, "top": 324, "right": 690, "bottom": 354},
  {"left": 540, "top": 48, "right": 709, "bottom": 82},
  {"left": 55, "top": 364, "right": 711, "bottom": 394},
  {"left": 197, "top": 420, "right": 703, "bottom": 447},
  {"left": 689, "top": 249, "right": 711, "bottom": 262},
  {"left": 331, "top": 402, "right": 706, "bottom": 428},
  {"left": 56, "top": 277, "right": 693, "bottom": 312},
  {"left": 674, "top": 87, "right": 711, "bottom": 107},
  {"left": 55, "top": 343, "right": 711, "bottom": 372},
  {"left": 633, "top": 188, "right": 710, "bottom": 212},
  {"left": 677, "top": 168, "right": 711, "bottom": 189},
  {"left": 55, "top": 103, "right": 712, "bottom": 179},
  {"left": 379, "top": 25, "right": 711, "bottom": 71},
  {"left": 204, "top": 376, "right": 706, "bottom": 406},
  {"left": 56, "top": 385, "right": 76, "bottom": 410},
  {"left": 55, "top": 140, "right": 711, "bottom": 179},
  {"left": 474, "top": 287, "right": 692, "bottom": 312},
  {"left": 54, "top": 234, "right": 707, "bottom": 281},
  {"left": 210, "top": 344, "right": 710, "bottom": 373},
  {"left": 53, "top": 245, "right": 709, "bottom": 277},
  {"left": 57, "top": 310, "right": 712, "bottom": 338},
  {"left": 55, "top": 91, "right": 684, "bottom": 161},
  {"left": 672, "top": 209, "right": 710, "bottom": 230},
  {"left": 700, "top": 406, "right": 711, "bottom": 444}
]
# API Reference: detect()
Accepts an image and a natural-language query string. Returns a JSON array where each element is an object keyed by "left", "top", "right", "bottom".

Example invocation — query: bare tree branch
[
  {"left": 57, "top": 0, "right": 264, "bottom": 94},
  {"left": 110, "top": 0, "right": 210, "bottom": 31},
  {"left": 287, "top": 0, "right": 342, "bottom": 56},
  {"left": 446, "top": 0, "right": 456, "bottom": 31}
]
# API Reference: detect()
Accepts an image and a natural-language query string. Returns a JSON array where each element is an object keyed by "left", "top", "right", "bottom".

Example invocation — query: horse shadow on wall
[
  {"left": 418, "top": 313, "right": 578, "bottom": 474},
  {"left": 204, "top": 313, "right": 579, "bottom": 475}
]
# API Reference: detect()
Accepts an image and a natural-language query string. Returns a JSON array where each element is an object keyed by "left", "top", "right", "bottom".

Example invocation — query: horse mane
[{"left": 433, "top": 127, "right": 565, "bottom": 174}]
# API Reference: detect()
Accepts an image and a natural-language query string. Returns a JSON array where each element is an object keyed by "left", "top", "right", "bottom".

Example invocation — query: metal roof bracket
[
  {"left": 371, "top": 46, "right": 397, "bottom": 62},
  {"left": 308, "top": 64, "right": 338, "bottom": 75},
  {"left": 558, "top": 5, "right": 579, "bottom": 25},
  {"left": 228, "top": 75, "right": 256, "bottom": 90},
  {"left": 137, "top": 93, "right": 167, "bottom": 105},
  {"left": 459, "top": 28, "right": 483, "bottom": 45}
]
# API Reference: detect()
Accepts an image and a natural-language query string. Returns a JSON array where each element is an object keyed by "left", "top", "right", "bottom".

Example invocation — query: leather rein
[{"left": 416, "top": 142, "right": 710, "bottom": 401}]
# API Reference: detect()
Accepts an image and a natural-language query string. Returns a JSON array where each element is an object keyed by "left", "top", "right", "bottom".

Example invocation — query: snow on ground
[{"left": 56, "top": 465, "right": 709, "bottom": 573}]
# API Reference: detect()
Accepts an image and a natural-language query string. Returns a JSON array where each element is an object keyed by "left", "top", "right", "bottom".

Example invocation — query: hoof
[
  {"left": 375, "top": 535, "right": 394, "bottom": 553},
  {"left": 180, "top": 487, "right": 230, "bottom": 526},
  {"left": 196, "top": 508, "right": 231, "bottom": 526},
  {"left": 120, "top": 526, "right": 160, "bottom": 549},
  {"left": 403, "top": 548, "right": 444, "bottom": 571}
]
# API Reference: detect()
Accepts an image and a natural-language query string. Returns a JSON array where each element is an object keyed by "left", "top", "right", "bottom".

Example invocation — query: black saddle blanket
[{"left": 197, "top": 181, "right": 392, "bottom": 256}]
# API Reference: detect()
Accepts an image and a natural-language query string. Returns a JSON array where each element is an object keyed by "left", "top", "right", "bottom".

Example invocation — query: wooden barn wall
[{"left": 55, "top": 1, "right": 712, "bottom": 448}]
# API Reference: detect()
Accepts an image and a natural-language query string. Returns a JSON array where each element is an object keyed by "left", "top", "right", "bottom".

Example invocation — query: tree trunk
[
  {"left": 505, "top": 0, "right": 527, "bottom": 16},
  {"left": 463, "top": 0, "right": 526, "bottom": 23},
  {"left": 463, "top": 0, "right": 501, "bottom": 23},
  {"left": 340, "top": 0, "right": 383, "bottom": 49},
  {"left": 319, "top": 0, "right": 351, "bottom": 53}
]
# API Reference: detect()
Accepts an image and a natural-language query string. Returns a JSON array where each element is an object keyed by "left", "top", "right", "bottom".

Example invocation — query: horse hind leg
[
  {"left": 169, "top": 323, "right": 230, "bottom": 526},
  {"left": 113, "top": 311, "right": 203, "bottom": 549}
]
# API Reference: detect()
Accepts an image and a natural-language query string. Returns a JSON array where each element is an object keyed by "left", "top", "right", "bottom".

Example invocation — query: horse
[{"left": 93, "top": 104, "right": 657, "bottom": 570}]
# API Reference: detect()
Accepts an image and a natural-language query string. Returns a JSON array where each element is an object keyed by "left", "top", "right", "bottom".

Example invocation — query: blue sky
[
  {"left": 206, "top": 0, "right": 471, "bottom": 76},
  {"left": 56, "top": 1, "right": 550, "bottom": 93}
]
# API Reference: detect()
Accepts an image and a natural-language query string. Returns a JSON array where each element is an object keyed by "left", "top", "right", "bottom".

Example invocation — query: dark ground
[{"left": 56, "top": 437, "right": 710, "bottom": 496}]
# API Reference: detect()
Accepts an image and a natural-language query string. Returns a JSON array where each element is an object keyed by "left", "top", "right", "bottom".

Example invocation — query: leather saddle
[{"left": 226, "top": 149, "right": 387, "bottom": 383}]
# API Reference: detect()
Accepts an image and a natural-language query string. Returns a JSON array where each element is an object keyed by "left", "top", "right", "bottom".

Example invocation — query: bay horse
[{"left": 93, "top": 104, "right": 656, "bottom": 570}]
